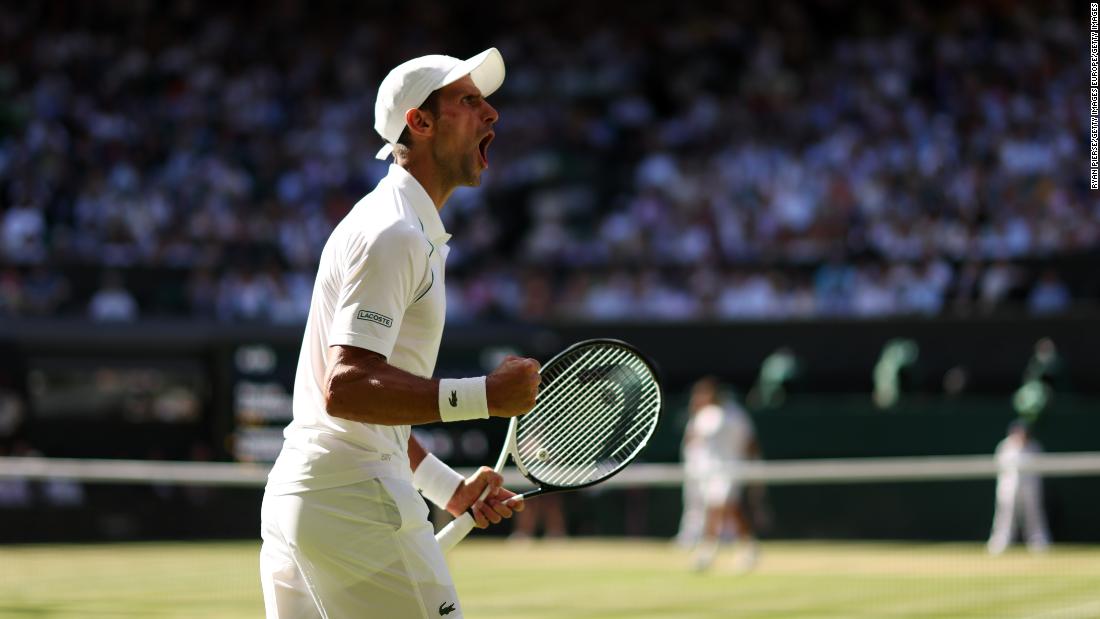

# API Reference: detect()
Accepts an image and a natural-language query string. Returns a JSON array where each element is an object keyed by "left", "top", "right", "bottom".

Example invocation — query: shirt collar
[{"left": 386, "top": 164, "right": 451, "bottom": 245}]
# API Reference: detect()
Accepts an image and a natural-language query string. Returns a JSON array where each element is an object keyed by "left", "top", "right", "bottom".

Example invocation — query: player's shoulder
[
  {"left": 372, "top": 220, "right": 428, "bottom": 259},
  {"left": 337, "top": 190, "right": 425, "bottom": 250},
  {"left": 726, "top": 399, "right": 749, "bottom": 417}
]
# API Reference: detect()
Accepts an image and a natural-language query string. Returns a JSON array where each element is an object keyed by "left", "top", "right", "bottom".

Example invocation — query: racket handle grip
[
  {"left": 435, "top": 512, "right": 477, "bottom": 553},
  {"left": 434, "top": 466, "right": 498, "bottom": 552}
]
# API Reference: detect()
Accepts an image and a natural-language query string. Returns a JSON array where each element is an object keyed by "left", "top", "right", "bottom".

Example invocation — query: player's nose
[{"left": 481, "top": 100, "right": 498, "bottom": 125}]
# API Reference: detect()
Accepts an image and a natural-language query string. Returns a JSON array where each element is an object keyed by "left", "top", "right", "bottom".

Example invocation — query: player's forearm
[
  {"left": 325, "top": 345, "right": 539, "bottom": 424},
  {"left": 408, "top": 434, "right": 429, "bottom": 470},
  {"left": 748, "top": 438, "right": 762, "bottom": 459},
  {"left": 324, "top": 346, "right": 443, "bottom": 425}
]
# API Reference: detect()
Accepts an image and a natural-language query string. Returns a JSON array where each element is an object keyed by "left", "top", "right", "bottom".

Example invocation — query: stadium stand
[{"left": 0, "top": 0, "right": 1095, "bottom": 323}]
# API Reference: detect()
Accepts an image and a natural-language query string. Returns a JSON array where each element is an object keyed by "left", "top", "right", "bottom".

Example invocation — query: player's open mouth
[{"left": 477, "top": 132, "right": 494, "bottom": 168}]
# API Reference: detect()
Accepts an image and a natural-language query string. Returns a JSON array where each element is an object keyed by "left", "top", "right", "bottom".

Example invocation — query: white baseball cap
[{"left": 373, "top": 47, "right": 506, "bottom": 160}]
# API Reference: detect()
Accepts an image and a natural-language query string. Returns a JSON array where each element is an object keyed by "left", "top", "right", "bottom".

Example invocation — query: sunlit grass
[{"left": 1, "top": 539, "right": 1097, "bottom": 618}]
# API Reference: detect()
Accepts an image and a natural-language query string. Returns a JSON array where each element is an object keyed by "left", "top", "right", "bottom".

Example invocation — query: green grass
[{"left": 1, "top": 540, "right": 1098, "bottom": 618}]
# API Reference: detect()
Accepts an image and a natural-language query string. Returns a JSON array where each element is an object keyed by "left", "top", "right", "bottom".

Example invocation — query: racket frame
[{"left": 435, "top": 338, "right": 662, "bottom": 551}]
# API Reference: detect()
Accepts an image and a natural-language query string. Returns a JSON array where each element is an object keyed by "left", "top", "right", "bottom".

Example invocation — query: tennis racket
[{"left": 436, "top": 338, "right": 662, "bottom": 552}]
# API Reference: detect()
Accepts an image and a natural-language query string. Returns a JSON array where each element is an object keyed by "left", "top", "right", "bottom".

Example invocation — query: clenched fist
[{"left": 486, "top": 355, "right": 540, "bottom": 417}]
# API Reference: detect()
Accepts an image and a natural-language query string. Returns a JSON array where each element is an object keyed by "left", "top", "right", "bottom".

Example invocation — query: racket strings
[
  {"left": 519, "top": 347, "right": 621, "bottom": 445},
  {"left": 537, "top": 363, "right": 654, "bottom": 478},
  {"left": 518, "top": 347, "right": 628, "bottom": 454},
  {"left": 517, "top": 347, "right": 622, "bottom": 452},
  {"left": 530, "top": 381, "right": 656, "bottom": 486},
  {"left": 544, "top": 369, "right": 659, "bottom": 486},
  {"left": 515, "top": 344, "right": 660, "bottom": 488}
]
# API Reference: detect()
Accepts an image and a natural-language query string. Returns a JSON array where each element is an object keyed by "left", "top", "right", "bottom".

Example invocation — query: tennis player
[
  {"left": 260, "top": 48, "right": 540, "bottom": 619},
  {"left": 681, "top": 376, "right": 760, "bottom": 572},
  {"left": 987, "top": 420, "right": 1051, "bottom": 555}
]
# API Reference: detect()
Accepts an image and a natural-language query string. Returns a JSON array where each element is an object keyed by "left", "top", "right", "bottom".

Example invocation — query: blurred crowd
[{"left": 0, "top": 0, "right": 1095, "bottom": 324}]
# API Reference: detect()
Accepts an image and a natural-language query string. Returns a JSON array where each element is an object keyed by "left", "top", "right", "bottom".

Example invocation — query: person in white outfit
[
  {"left": 987, "top": 421, "right": 1051, "bottom": 555},
  {"left": 260, "top": 48, "right": 541, "bottom": 619},
  {"left": 680, "top": 377, "right": 760, "bottom": 571}
]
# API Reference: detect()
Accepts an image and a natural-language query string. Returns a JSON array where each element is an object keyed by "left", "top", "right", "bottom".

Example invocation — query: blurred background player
[
  {"left": 680, "top": 376, "right": 760, "bottom": 571},
  {"left": 988, "top": 421, "right": 1051, "bottom": 555}
]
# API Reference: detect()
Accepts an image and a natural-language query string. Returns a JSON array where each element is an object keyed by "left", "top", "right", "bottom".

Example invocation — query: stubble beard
[
  {"left": 456, "top": 156, "right": 481, "bottom": 187},
  {"left": 431, "top": 141, "right": 481, "bottom": 189}
]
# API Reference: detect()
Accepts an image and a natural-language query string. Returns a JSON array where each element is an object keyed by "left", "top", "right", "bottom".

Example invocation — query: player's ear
[{"left": 405, "top": 107, "right": 434, "bottom": 138}]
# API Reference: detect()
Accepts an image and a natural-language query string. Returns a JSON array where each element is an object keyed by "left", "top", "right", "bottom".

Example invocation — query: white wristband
[
  {"left": 438, "top": 377, "right": 489, "bottom": 422},
  {"left": 412, "top": 454, "right": 464, "bottom": 509}
]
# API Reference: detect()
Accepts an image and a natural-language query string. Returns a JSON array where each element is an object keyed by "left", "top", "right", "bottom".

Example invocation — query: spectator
[
  {"left": 88, "top": 271, "right": 139, "bottom": 322},
  {"left": 22, "top": 266, "right": 70, "bottom": 316},
  {"left": 1027, "top": 270, "right": 1072, "bottom": 315},
  {"left": 979, "top": 262, "right": 1021, "bottom": 314},
  {"left": 0, "top": 268, "right": 24, "bottom": 315},
  {"left": 0, "top": 2, "right": 1092, "bottom": 323},
  {"left": 1, "top": 204, "right": 47, "bottom": 264}
]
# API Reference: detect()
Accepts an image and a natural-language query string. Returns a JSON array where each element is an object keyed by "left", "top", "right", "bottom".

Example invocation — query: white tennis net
[{"left": 4, "top": 452, "right": 1100, "bottom": 488}]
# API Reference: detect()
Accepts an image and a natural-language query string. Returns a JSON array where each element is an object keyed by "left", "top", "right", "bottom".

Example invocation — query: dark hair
[
  {"left": 395, "top": 90, "right": 442, "bottom": 148},
  {"left": 691, "top": 376, "right": 720, "bottom": 398}
]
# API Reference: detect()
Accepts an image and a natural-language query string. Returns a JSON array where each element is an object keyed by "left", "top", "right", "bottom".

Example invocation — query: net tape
[{"left": 3, "top": 453, "right": 1100, "bottom": 489}]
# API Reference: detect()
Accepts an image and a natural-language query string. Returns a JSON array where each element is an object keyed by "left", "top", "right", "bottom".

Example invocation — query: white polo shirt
[
  {"left": 266, "top": 164, "right": 449, "bottom": 494},
  {"left": 684, "top": 402, "right": 755, "bottom": 476}
]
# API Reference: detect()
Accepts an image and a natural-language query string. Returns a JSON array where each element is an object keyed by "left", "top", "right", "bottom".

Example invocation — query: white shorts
[{"left": 260, "top": 477, "right": 462, "bottom": 619}]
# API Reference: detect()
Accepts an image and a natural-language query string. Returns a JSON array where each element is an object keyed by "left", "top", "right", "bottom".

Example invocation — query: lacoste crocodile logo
[
  {"left": 448, "top": 390, "right": 458, "bottom": 407},
  {"left": 439, "top": 601, "right": 456, "bottom": 615}
]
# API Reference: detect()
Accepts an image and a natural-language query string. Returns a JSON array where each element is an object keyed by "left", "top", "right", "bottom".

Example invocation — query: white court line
[{"left": 1016, "top": 598, "right": 1100, "bottom": 619}]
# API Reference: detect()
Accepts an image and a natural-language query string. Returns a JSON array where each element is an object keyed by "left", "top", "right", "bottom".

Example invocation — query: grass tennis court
[{"left": 1, "top": 539, "right": 1098, "bottom": 618}]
